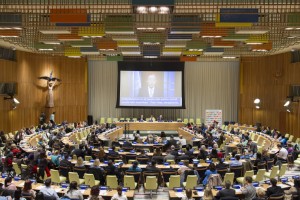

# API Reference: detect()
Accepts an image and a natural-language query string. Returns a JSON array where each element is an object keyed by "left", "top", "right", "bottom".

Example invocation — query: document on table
[
  {"left": 197, "top": 191, "right": 204, "bottom": 196},
  {"left": 175, "top": 192, "right": 185, "bottom": 198},
  {"left": 100, "top": 190, "right": 107, "bottom": 195}
]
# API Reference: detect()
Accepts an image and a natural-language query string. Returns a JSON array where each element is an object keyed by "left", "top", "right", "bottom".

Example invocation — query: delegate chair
[
  {"left": 189, "top": 119, "right": 194, "bottom": 124},
  {"left": 264, "top": 166, "right": 279, "bottom": 179},
  {"left": 183, "top": 118, "right": 189, "bottom": 124},
  {"left": 84, "top": 173, "right": 100, "bottom": 187},
  {"left": 125, "top": 171, "right": 142, "bottom": 189},
  {"left": 12, "top": 163, "right": 21, "bottom": 176},
  {"left": 183, "top": 175, "right": 198, "bottom": 189},
  {"left": 236, "top": 170, "right": 254, "bottom": 184},
  {"left": 161, "top": 171, "right": 177, "bottom": 187},
  {"left": 166, "top": 175, "right": 180, "bottom": 189},
  {"left": 196, "top": 118, "right": 201, "bottom": 125},
  {"left": 124, "top": 175, "right": 137, "bottom": 190},
  {"left": 100, "top": 117, "right": 105, "bottom": 124},
  {"left": 106, "top": 175, "right": 118, "bottom": 189},
  {"left": 144, "top": 176, "right": 158, "bottom": 198},
  {"left": 277, "top": 164, "right": 287, "bottom": 178},
  {"left": 50, "top": 169, "right": 66, "bottom": 184},
  {"left": 68, "top": 172, "right": 84, "bottom": 185},
  {"left": 253, "top": 169, "right": 266, "bottom": 182},
  {"left": 73, "top": 166, "right": 86, "bottom": 179},
  {"left": 106, "top": 118, "right": 112, "bottom": 124},
  {"left": 223, "top": 173, "right": 234, "bottom": 185}
]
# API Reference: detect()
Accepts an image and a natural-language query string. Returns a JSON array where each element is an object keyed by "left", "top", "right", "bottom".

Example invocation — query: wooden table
[
  {"left": 169, "top": 190, "right": 202, "bottom": 200},
  {"left": 115, "top": 122, "right": 184, "bottom": 131},
  {"left": 0, "top": 178, "right": 134, "bottom": 199}
]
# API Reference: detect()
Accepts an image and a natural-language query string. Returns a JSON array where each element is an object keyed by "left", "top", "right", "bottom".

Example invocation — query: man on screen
[{"left": 139, "top": 74, "right": 163, "bottom": 98}]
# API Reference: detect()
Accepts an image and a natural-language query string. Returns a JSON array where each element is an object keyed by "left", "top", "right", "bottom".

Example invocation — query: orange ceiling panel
[
  {"left": 50, "top": 9, "right": 88, "bottom": 23},
  {"left": 0, "top": 29, "right": 21, "bottom": 37},
  {"left": 200, "top": 22, "right": 230, "bottom": 37},
  {"left": 251, "top": 42, "right": 273, "bottom": 51},
  {"left": 180, "top": 56, "right": 197, "bottom": 62},
  {"left": 96, "top": 40, "right": 118, "bottom": 50},
  {"left": 212, "top": 39, "right": 236, "bottom": 47}
]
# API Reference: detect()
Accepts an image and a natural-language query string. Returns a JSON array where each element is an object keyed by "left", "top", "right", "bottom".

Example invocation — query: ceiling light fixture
[
  {"left": 222, "top": 56, "right": 237, "bottom": 59},
  {"left": 144, "top": 56, "right": 158, "bottom": 58},
  {"left": 38, "top": 48, "right": 54, "bottom": 51},
  {"left": 284, "top": 99, "right": 291, "bottom": 107},
  {"left": 287, "top": 108, "right": 291, "bottom": 112},
  {"left": 254, "top": 98, "right": 260, "bottom": 104},
  {"left": 255, "top": 106, "right": 260, "bottom": 109}
]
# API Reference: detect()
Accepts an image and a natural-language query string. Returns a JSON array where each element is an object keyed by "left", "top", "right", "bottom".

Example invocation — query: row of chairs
[{"left": 98, "top": 117, "right": 202, "bottom": 125}]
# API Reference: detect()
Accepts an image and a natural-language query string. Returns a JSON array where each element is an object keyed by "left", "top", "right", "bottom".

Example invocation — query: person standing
[
  {"left": 50, "top": 112, "right": 55, "bottom": 122},
  {"left": 39, "top": 112, "right": 46, "bottom": 125}
]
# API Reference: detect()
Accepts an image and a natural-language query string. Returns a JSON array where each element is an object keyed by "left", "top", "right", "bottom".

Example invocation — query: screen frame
[{"left": 116, "top": 61, "right": 186, "bottom": 109}]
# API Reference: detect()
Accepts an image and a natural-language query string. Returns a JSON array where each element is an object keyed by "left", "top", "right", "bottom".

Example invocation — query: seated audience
[
  {"left": 59, "top": 153, "right": 73, "bottom": 170},
  {"left": 122, "top": 139, "right": 133, "bottom": 148},
  {"left": 202, "top": 163, "right": 217, "bottom": 186},
  {"left": 198, "top": 145, "right": 208, "bottom": 160},
  {"left": 127, "top": 161, "right": 142, "bottom": 172},
  {"left": 170, "top": 145, "right": 179, "bottom": 157},
  {"left": 111, "top": 138, "right": 120, "bottom": 147},
  {"left": 215, "top": 180, "right": 235, "bottom": 199},
  {"left": 230, "top": 155, "right": 242, "bottom": 167},
  {"left": 153, "top": 148, "right": 162, "bottom": 156},
  {"left": 276, "top": 144, "right": 288, "bottom": 166},
  {"left": 111, "top": 186, "right": 128, "bottom": 200},
  {"left": 216, "top": 158, "right": 228, "bottom": 170},
  {"left": 50, "top": 150, "right": 60, "bottom": 167},
  {"left": 72, "top": 144, "right": 85, "bottom": 158},
  {"left": 75, "top": 157, "right": 84, "bottom": 167},
  {"left": 203, "top": 187, "right": 213, "bottom": 200},
  {"left": 88, "top": 185, "right": 103, "bottom": 200},
  {"left": 4, "top": 177, "right": 17, "bottom": 191},
  {"left": 145, "top": 160, "right": 161, "bottom": 173},
  {"left": 253, "top": 187, "right": 267, "bottom": 200},
  {"left": 22, "top": 180, "right": 36, "bottom": 199},
  {"left": 164, "top": 150, "right": 175, "bottom": 162},
  {"left": 65, "top": 181, "right": 83, "bottom": 200},
  {"left": 39, "top": 179, "right": 59, "bottom": 200},
  {"left": 178, "top": 135, "right": 187, "bottom": 148},
  {"left": 137, "top": 150, "right": 148, "bottom": 159},
  {"left": 241, "top": 176, "right": 256, "bottom": 200},
  {"left": 109, "top": 146, "right": 119, "bottom": 156},
  {"left": 266, "top": 178, "right": 284, "bottom": 197}
]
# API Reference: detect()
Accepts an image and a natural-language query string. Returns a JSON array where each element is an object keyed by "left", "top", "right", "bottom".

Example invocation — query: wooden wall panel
[
  {"left": 0, "top": 51, "right": 87, "bottom": 133},
  {"left": 239, "top": 52, "right": 300, "bottom": 138}
]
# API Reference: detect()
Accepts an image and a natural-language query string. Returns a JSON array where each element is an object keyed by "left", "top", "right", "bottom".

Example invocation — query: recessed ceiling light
[
  {"left": 256, "top": 106, "right": 260, "bottom": 109},
  {"left": 38, "top": 48, "right": 54, "bottom": 51},
  {"left": 222, "top": 56, "right": 237, "bottom": 59},
  {"left": 285, "top": 27, "right": 294, "bottom": 30},
  {"left": 144, "top": 56, "right": 158, "bottom": 58},
  {"left": 137, "top": 6, "right": 147, "bottom": 14},
  {"left": 246, "top": 42, "right": 263, "bottom": 45},
  {"left": 149, "top": 7, "right": 158, "bottom": 13}
]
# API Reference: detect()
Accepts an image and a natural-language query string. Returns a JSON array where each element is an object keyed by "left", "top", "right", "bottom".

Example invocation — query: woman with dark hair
[
  {"left": 13, "top": 189, "right": 26, "bottom": 200},
  {"left": 89, "top": 185, "right": 103, "bottom": 200},
  {"left": 4, "top": 177, "right": 17, "bottom": 191},
  {"left": 65, "top": 181, "right": 83, "bottom": 200},
  {"left": 22, "top": 180, "right": 36, "bottom": 199},
  {"left": 202, "top": 163, "right": 217, "bottom": 186}
]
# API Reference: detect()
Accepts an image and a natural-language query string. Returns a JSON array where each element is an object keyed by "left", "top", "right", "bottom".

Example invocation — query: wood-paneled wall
[
  {"left": 0, "top": 51, "right": 87, "bottom": 132},
  {"left": 239, "top": 52, "right": 300, "bottom": 137}
]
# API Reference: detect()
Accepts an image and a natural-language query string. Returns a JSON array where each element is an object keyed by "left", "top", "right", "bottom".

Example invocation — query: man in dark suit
[
  {"left": 138, "top": 74, "right": 163, "bottom": 98},
  {"left": 215, "top": 180, "right": 236, "bottom": 199},
  {"left": 266, "top": 178, "right": 284, "bottom": 197}
]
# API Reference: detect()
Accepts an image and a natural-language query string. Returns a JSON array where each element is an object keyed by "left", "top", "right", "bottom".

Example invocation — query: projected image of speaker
[{"left": 116, "top": 62, "right": 185, "bottom": 109}]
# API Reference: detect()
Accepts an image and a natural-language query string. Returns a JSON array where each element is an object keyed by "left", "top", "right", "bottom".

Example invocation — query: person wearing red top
[{"left": 11, "top": 144, "right": 21, "bottom": 156}]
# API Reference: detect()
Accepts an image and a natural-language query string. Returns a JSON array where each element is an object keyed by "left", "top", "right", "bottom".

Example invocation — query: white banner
[{"left": 205, "top": 109, "right": 222, "bottom": 126}]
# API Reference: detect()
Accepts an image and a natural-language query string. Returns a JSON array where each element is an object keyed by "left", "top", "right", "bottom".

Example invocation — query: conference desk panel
[{"left": 115, "top": 122, "right": 184, "bottom": 131}]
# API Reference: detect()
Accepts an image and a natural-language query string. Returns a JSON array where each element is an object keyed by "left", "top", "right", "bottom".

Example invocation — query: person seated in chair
[
  {"left": 111, "top": 185, "right": 128, "bottom": 200},
  {"left": 127, "top": 161, "right": 142, "bottom": 172},
  {"left": 230, "top": 155, "right": 242, "bottom": 167},
  {"left": 109, "top": 146, "right": 119, "bottom": 156},
  {"left": 122, "top": 139, "right": 133, "bottom": 149},
  {"left": 39, "top": 179, "right": 59, "bottom": 200},
  {"left": 266, "top": 178, "right": 283, "bottom": 197},
  {"left": 215, "top": 180, "right": 235, "bottom": 199}
]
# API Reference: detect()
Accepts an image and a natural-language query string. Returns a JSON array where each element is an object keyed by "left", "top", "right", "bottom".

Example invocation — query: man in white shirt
[
  {"left": 111, "top": 186, "right": 128, "bottom": 200},
  {"left": 276, "top": 144, "right": 288, "bottom": 167},
  {"left": 178, "top": 135, "right": 187, "bottom": 148},
  {"left": 39, "top": 179, "right": 60, "bottom": 200}
]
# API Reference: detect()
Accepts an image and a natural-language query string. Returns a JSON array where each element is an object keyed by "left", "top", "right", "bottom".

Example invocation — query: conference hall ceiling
[{"left": 0, "top": 0, "right": 300, "bottom": 61}]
